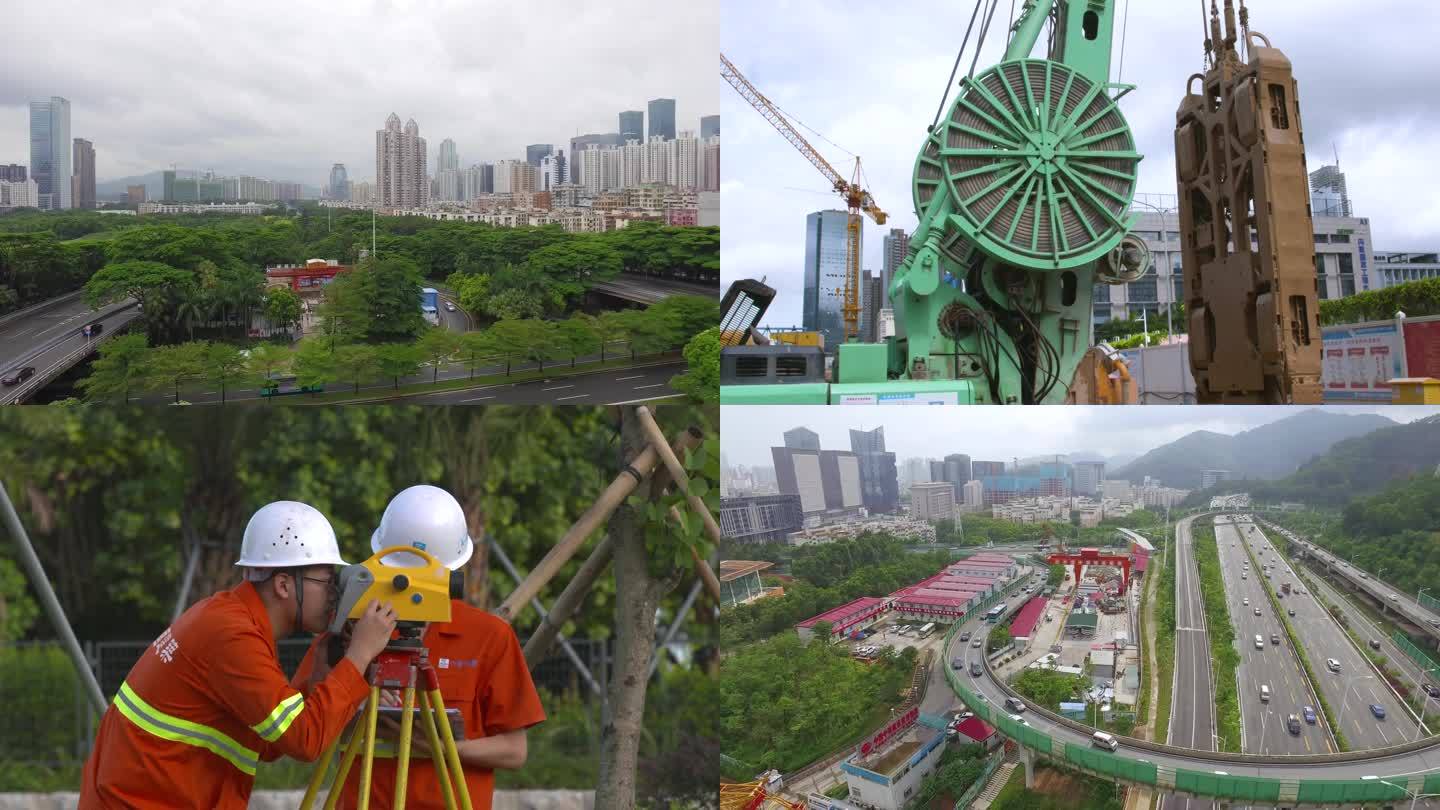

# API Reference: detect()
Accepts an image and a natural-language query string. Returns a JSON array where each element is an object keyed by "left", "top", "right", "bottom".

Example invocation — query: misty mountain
[{"left": 1113, "top": 410, "right": 1397, "bottom": 489}]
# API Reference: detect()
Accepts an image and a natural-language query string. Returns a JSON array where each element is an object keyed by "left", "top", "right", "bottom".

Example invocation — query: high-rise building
[
  {"left": 882, "top": 228, "right": 910, "bottom": 296},
  {"left": 850, "top": 427, "right": 899, "bottom": 515},
  {"left": 71, "top": 138, "right": 95, "bottom": 210},
  {"left": 462, "top": 163, "right": 493, "bottom": 198},
  {"left": 648, "top": 98, "right": 676, "bottom": 141},
  {"left": 860, "top": 270, "right": 882, "bottom": 343},
  {"left": 350, "top": 180, "right": 375, "bottom": 205},
  {"left": 600, "top": 148, "right": 624, "bottom": 192},
  {"left": 438, "top": 139, "right": 459, "bottom": 173},
  {"left": 0, "top": 179, "right": 40, "bottom": 209},
  {"left": 509, "top": 161, "right": 538, "bottom": 195},
  {"left": 327, "top": 163, "right": 350, "bottom": 200},
  {"left": 578, "top": 147, "right": 605, "bottom": 196},
  {"left": 568, "top": 133, "right": 621, "bottom": 184},
  {"left": 962, "top": 480, "right": 984, "bottom": 511},
  {"left": 643, "top": 136, "right": 669, "bottom": 185},
  {"left": 943, "top": 454, "right": 972, "bottom": 489},
  {"left": 525, "top": 144, "right": 553, "bottom": 167},
  {"left": 910, "top": 482, "right": 956, "bottom": 522},
  {"left": 29, "top": 96, "right": 71, "bottom": 210},
  {"left": 700, "top": 114, "right": 720, "bottom": 139},
  {"left": 539, "top": 151, "right": 566, "bottom": 191},
  {"left": 126, "top": 184, "right": 146, "bottom": 205},
  {"left": 972, "top": 460, "right": 1006, "bottom": 477},
  {"left": 1072, "top": 461, "right": 1106, "bottom": 497},
  {"left": 783, "top": 427, "right": 820, "bottom": 450},
  {"left": 1309, "top": 164, "right": 1351, "bottom": 218},
  {"left": 720, "top": 494, "right": 804, "bottom": 544},
  {"left": 376, "top": 113, "right": 428, "bottom": 209},
  {"left": 493, "top": 159, "right": 520, "bottom": 195},
  {"left": 0, "top": 165, "right": 26, "bottom": 182},
  {"left": 804, "top": 209, "right": 860, "bottom": 350},
  {"left": 902, "top": 458, "right": 930, "bottom": 488},
  {"left": 668, "top": 130, "right": 699, "bottom": 189},
  {"left": 701, "top": 137, "right": 721, "bottom": 193},
  {"left": 619, "top": 110, "right": 644, "bottom": 143},
  {"left": 773, "top": 447, "right": 863, "bottom": 519},
  {"left": 621, "top": 139, "right": 646, "bottom": 188}
]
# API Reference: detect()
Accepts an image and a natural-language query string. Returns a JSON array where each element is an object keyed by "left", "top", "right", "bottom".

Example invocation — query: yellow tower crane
[{"left": 720, "top": 53, "right": 887, "bottom": 342}]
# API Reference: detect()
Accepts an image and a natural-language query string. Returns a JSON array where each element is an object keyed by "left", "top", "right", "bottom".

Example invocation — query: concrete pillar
[{"left": 1021, "top": 746, "right": 1035, "bottom": 788}]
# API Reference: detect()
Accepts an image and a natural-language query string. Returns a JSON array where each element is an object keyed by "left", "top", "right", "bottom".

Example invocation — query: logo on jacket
[{"left": 153, "top": 629, "right": 179, "bottom": 664}]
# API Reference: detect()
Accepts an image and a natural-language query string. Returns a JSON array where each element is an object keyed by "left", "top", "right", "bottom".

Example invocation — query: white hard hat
[
  {"left": 235, "top": 501, "right": 349, "bottom": 568},
  {"left": 371, "top": 485, "right": 473, "bottom": 570}
]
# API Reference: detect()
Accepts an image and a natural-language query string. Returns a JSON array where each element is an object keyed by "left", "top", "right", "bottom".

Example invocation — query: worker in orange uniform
[
  {"left": 80, "top": 501, "right": 399, "bottom": 810},
  {"left": 292, "top": 485, "right": 546, "bottom": 810}
]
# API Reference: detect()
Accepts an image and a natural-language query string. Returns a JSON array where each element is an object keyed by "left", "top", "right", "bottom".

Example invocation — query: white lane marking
[
  {"left": 555, "top": 393, "right": 590, "bottom": 401},
  {"left": 613, "top": 375, "right": 645, "bottom": 381},
  {"left": 541, "top": 384, "right": 574, "bottom": 391},
  {"left": 458, "top": 395, "right": 496, "bottom": 402},
  {"left": 633, "top": 382, "right": 666, "bottom": 389}
]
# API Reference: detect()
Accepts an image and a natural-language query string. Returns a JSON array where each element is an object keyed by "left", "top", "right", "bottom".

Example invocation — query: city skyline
[
  {"left": 0, "top": 1, "right": 717, "bottom": 192},
  {"left": 720, "top": 0, "right": 1440, "bottom": 327},
  {"left": 719, "top": 406, "right": 1437, "bottom": 471}
]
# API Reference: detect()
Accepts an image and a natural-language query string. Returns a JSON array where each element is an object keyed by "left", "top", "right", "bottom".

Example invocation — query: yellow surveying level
[{"left": 301, "top": 547, "right": 473, "bottom": 810}]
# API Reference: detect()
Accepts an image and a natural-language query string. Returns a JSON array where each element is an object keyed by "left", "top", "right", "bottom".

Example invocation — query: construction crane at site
[{"left": 721, "top": 52, "right": 887, "bottom": 343}]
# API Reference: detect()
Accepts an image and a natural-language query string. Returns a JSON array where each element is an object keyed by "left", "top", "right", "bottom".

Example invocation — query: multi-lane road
[
  {"left": 1243, "top": 519, "right": 1433, "bottom": 745},
  {"left": 1, "top": 298, "right": 141, "bottom": 404},
  {"left": 1216, "top": 517, "right": 1326, "bottom": 754},
  {"left": 1163, "top": 515, "right": 1216, "bottom": 810}
]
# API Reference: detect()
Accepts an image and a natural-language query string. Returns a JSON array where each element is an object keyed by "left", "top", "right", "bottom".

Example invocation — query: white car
[{"left": 444, "top": 301, "right": 457, "bottom": 312}]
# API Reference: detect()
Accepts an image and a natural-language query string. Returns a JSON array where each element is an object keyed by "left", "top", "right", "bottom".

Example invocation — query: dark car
[
  {"left": 1, "top": 366, "right": 36, "bottom": 386},
  {"left": 84, "top": 321, "right": 104, "bottom": 336},
  {"left": 1286, "top": 714, "right": 1302, "bottom": 735},
  {"left": 1302, "top": 706, "right": 1317, "bottom": 724},
  {"left": 960, "top": 631, "right": 972, "bottom": 642},
  {"left": 1370, "top": 704, "right": 1387, "bottom": 719},
  {"left": 970, "top": 662, "right": 983, "bottom": 677},
  {"left": 1422, "top": 683, "right": 1439, "bottom": 698},
  {"left": 952, "top": 657, "right": 964, "bottom": 670},
  {"left": 1287, "top": 608, "right": 1296, "bottom": 617}
]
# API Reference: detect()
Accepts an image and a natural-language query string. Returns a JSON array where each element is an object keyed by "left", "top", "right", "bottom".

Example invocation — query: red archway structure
[{"left": 1047, "top": 547, "right": 1133, "bottom": 593}]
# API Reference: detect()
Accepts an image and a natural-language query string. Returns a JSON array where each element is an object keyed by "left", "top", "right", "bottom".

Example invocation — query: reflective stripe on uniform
[
  {"left": 251, "top": 692, "right": 305, "bottom": 742},
  {"left": 113, "top": 681, "right": 260, "bottom": 776}
]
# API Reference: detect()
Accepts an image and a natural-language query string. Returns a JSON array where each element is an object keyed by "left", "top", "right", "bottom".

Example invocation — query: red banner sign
[{"left": 861, "top": 706, "right": 919, "bottom": 755}]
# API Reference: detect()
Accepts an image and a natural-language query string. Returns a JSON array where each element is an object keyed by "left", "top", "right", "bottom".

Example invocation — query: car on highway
[
  {"left": 1243, "top": 598, "right": 1250, "bottom": 606},
  {"left": 971, "top": 638, "right": 982, "bottom": 648},
  {"left": 952, "top": 657, "right": 964, "bottom": 670},
  {"left": 1, "top": 366, "right": 36, "bottom": 386},
  {"left": 1422, "top": 683, "right": 1439, "bottom": 698},
  {"left": 1241, "top": 572, "right": 1247, "bottom": 579},
  {"left": 1370, "top": 639, "right": 1383, "bottom": 650},
  {"left": 1271, "top": 634, "right": 1280, "bottom": 644},
  {"left": 444, "top": 301, "right": 456, "bottom": 312},
  {"left": 1287, "top": 608, "right": 1296, "bottom": 617},
  {"left": 1370, "top": 704, "right": 1387, "bottom": 719},
  {"left": 1326, "top": 658, "right": 1342, "bottom": 673},
  {"left": 1260, "top": 684, "right": 1270, "bottom": 701},
  {"left": 970, "top": 662, "right": 983, "bottom": 677},
  {"left": 1303, "top": 706, "right": 1317, "bottom": 724},
  {"left": 1287, "top": 714, "right": 1302, "bottom": 735},
  {"left": 1389, "top": 594, "right": 1400, "bottom": 602},
  {"left": 1254, "top": 607, "right": 1262, "bottom": 616},
  {"left": 1255, "top": 635, "right": 1265, "bottom": 650},
  {"left": 960, "top": 631, "right": 972, "bottom": 642}
]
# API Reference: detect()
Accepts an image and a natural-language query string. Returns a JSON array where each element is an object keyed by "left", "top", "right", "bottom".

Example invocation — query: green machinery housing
[{"left": 722, "top": 0, "right": 1152, "bottom": 405}]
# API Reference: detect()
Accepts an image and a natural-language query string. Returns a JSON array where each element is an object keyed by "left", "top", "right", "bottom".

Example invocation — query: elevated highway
[{"left": 1, "top": 295, "right": 141, "bottom": 404}]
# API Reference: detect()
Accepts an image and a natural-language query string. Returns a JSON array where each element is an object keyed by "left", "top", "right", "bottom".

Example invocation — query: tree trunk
[{"left": 594, "top": 409, "right": 682, "bottom": 809}]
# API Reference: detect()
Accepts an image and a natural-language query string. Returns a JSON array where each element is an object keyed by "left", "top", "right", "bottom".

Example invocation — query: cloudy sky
[
  {"left": 1, "top": 0, "right": 717, "bottom": 190},
  {"left": 720, "top": 405, "right": 1437, "bottom": 469},
  {"left": 721, "top": 0, "right": 1440, "bottom": 328}
]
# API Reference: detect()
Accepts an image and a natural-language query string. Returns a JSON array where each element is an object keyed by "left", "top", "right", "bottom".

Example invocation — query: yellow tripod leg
[
  {"left": 299, "top": 733, "right": 341, "bottom": 810},
  {"left": 417, "top": 689, "right": 457, "bottom": 810},
  {"left": 392, "top": 680, "right": 417, "bottom": 810},
  {"left": 323, "top": 705, "right": 370, "bottom": 810},
  {"left": 356, "top": 685, "right": 381, "bottom": 810},
  {"left": 429, "top": 686, "right": 473, "bottom": 810}
]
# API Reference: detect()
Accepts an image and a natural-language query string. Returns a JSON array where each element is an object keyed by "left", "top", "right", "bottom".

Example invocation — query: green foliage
[
  {"left": 1047, "top": 564, "right": 1065, "bottom": 589},
  {"left": 990, "top": 762, "right": 1123, "bottom": 810},
  {"left": 672, "top": 327, "right": 719, "bottom": 402},
  {"left": 76, "top": 333, "right": 150, "bottom": 403},
  {"left": 455, "top": 272, "right": 491, "bottom": 316},
  {"left": 522, "top": 239, "right": 624, "bottom": 307},
  {"left": 263, "top": 286, "right": 303, "bottom": 335},
  {"left": 1319, "top": 277, "right": 1440, "bottom": 325},
  {"left": 911, "top": 745, "right": 988, "bottom": 808},
  {"left": 416, "top": 328, "right": 462, "bottom": 384},
  {"left": 720, "top": 632, "right": 910, "bottom": 776},
  {"left": 554, "top": 315, "right": 603, "bottom": 368},
  {"left": 0, "top": 232, "right": 98, "bottom": 314},
  {"left": 374, "top": 342, "right": 425, "bottom": 389},
  {"left": 1012, "top": 668, "right": 1087, "bottom": 710},
  {"left": 1108, "top": 330, "right": 1169, "bottom": 350},
  {"left": 1191, "top": 525, "right": 1241, "bottom": 752},
  {"left": 331, "top": 344, "right": 380, "bottom": 393},
  {"left": 1154, "top": 532, "right": 1176, "bottom": 739},
  {"left": 988, "top": 624, "right": 1012, "bottom": 653},
  {"left": 0, "top": 559, "right": 40, "bottom": 641}
]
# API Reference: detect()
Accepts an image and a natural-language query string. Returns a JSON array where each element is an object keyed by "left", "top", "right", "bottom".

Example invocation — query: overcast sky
[
  {"left": 1, "top": 0, "right": 717, "bottom": 189},
  {"left": 720, "top": 0, "right": 1440, "bottom": 328},
  {"left": 720, "top": 405, "right": 1436, "bottom": 469}
]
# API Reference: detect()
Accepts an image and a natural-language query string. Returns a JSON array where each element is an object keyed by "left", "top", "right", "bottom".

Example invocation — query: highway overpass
[
  {"left": 589, "top": 275, "right": 716, "bottom": 306},
  {"left": 1, "top": 294, "right": 141, "bottom": 404}
]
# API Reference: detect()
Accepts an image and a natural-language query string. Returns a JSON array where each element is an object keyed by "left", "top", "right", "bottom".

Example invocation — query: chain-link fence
[{"left": 0, "top": 636, "right": 613, "bottom": 770}]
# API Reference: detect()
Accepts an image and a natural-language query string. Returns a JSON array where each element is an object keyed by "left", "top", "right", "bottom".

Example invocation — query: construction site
[{"left": 720, "top": 0, "right": 1354, "bottom": 406}]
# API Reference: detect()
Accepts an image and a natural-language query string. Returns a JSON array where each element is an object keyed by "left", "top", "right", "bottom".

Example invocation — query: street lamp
[
  {"left": 1419, "top": 587, "right": 1432, "bottom": 608},
  {"left": 1338, "top": 674, "right": 1377, "bottom": 730},
  {"left": 1364, "top": 777, "right": 1439, "bottom": 810},
  {"left": 1210, "top": 732, "right": 1225, "bottom": 752}
]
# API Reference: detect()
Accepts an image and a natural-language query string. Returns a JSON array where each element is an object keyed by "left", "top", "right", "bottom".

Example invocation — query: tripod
[{"left": 301, "top": 629, "right": 473, "bottom": 810}]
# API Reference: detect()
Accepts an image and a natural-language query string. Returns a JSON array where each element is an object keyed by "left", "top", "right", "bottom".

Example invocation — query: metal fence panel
[{"left": 1296, "top": 779, "right": 1408, "bottom": 804}]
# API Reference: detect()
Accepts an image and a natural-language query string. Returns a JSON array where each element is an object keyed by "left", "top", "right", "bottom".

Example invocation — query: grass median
[
  {"left": 1154, "top": 531, "right": 1177, "bottom": 743},
  {"left": 1191, "top": 524, "right": 1241, "bottom": 752}
]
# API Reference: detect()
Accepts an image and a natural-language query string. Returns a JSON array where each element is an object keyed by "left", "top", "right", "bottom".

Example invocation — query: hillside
[{"left": 1114, "top": 410, "right": 1395, "bottom": 489}]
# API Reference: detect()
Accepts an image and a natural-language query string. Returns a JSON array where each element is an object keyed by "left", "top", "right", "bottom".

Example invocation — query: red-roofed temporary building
[
  {"left": 891, "top": 589, "right": 970, "bottom": 621},
  {"left": 1007, "top": 596, "right": 1049, "bottom": 649},
  {"left": 953, "top": 716, "right": 999, "bottom": 749},
  {"left": 796, "top": 596, "right": 886, "bottom": 642}
]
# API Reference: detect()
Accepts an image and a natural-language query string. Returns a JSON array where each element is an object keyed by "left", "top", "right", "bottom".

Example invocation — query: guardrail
[
  {"left": 0, "top": 290, "right": 85, "bottom": 330},
  {"left": 939, "top": 533, "right": 1440, "bottom": 804}
]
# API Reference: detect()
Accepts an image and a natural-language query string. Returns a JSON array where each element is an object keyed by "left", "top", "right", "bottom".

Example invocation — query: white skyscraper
[
  {"left": 494, "top": 159, "right": 524, "bottom": 195},
  {"left": 580, "top": 147, "right": 605, "bottom": 196},
  {"left": 622, "top": 139, "right": 646, "bottom": 188},
  {"left": 643, "top": 136, "right": 668, "bottom": 185},
  {"left": 669, "top": 130, "right": 700, "bottom": 189},
  {"left": 538, "top": 153, "right": 566, "bottom": 191},
  {"left": 376, "top": 113, "right": 428, "bottom": 209},
  {"left": 29, "top": 97, "right": 71, "bottom": 210},
  {"left": 0, "top": 179, "right": 40, "bottom": 209},
  {"left": 701, "top": 136, "right": 721, "bottom": 193},
  {"left": 601, "top": 147, "right": 624, "bottom": 192},
  {"left": 438, "top": 138, "right": 459, "bottom": 173}
]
